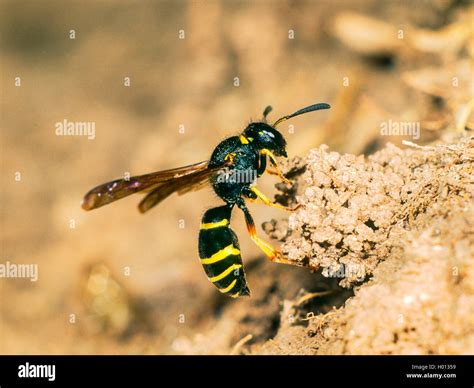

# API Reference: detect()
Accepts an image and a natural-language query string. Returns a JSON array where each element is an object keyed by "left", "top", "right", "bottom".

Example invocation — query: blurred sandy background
[{"left": 1, "top": 0, "right": 472, "bottom": 354}]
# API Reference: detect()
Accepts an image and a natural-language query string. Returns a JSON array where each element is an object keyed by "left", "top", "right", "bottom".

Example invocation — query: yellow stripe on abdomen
[
  {"left": 210, "top": 264, "right": 242, "bottom": 283},
  {"left": 200, "top": 244, "right": 240, "bottom": 265},
  {"left": 218, "top": 279, "right": 237, "bottom": 294},
  {"left": 200, "top": 219, "right": 229, "bottom": 230}
]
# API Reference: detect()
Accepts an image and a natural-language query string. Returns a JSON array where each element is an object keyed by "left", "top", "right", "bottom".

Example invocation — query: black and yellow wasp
[{"left": 82, "top": 103, "right": 330, "bottom": 298}]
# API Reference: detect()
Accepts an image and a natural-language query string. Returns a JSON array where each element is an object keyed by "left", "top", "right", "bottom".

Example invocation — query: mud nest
[
  {"left": 258, "top": 135, "right": 474, "bottom": 354},
  {"left": 264, "top": 136, "right": 473, "bottom": 287}
]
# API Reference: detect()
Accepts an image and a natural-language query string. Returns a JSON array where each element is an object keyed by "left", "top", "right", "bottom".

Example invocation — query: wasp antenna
[
  {"left": 273, "top": 103, "right": 331, "bottom": 127},
  {"left": 262, "top": 105, "right": 273, "bottom": 121}
]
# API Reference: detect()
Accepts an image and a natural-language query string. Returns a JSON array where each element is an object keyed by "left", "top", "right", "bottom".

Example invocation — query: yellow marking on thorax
[
  {"left": 209, "top": 264, "right": 242, "bottom": 282},
  {"left": 239, "top": 135, "right": 249, "bottom": 144},
  {"left": 219, "top": 279, "right": 238, "bottom": 294},
  {"left": 200, "top": 219, "right": 229, "bottom": 230},
  {"left": 224, "top": 152, "right": 236, "bottom": 163},
  {"left": 201, "top": 244, "right": 240, "bottom": 265}
]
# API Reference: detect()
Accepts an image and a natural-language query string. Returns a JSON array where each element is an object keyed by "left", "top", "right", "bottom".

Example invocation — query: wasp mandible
[{"left": 82, "top": 103, "right": 330, "bottom": 297}]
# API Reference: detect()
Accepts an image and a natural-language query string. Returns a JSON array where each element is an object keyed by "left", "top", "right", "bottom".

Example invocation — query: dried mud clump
[
  {"left": 264, "top": 136, "right": 474, "bottom": 288},
  {"left": 257, "top": 135, "right": 474, "bottom": 354}
]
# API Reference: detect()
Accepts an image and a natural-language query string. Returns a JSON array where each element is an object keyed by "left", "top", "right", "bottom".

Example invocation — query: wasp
[{"left": 82, "top": 103, "right": 330, "bottom": 298}]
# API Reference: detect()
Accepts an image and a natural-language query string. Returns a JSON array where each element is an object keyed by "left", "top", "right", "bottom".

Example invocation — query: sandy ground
[{"left": 1, "top": 0, "right": 473, "bottom": 354}]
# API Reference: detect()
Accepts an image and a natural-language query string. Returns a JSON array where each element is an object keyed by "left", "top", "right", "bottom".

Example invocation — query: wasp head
[{"left": 242, "top": 123, "right": 287, "bottom": 157}]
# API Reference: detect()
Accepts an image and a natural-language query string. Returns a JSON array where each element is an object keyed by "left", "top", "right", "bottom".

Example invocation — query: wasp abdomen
[{"left": 198, "top": 205, "right": 250, "bottom": 298}]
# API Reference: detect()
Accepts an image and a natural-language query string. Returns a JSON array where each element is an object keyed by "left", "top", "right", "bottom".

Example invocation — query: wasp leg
[
  {"left": 265, "top": 167, "right": 285, "bottom": 178},
  {"left": 244, "top": 186, "right": 301, "bottom": 212},
  {"left": 260, "top": 149, "right": 292, "bottom": 185},
  {"left": 257, "top": 153, "right": 267, "bottom": 177},
  {"left": 237, "top": 199, "right": 292, "bottom": 265}
]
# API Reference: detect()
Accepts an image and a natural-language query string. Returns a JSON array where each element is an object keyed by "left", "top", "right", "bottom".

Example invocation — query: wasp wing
[
  {"left": 81, "top": 160, "right": 215, "bottom": 211},
  {"left": 138, "top": 165, "right": 223, "bottom": 213}
]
